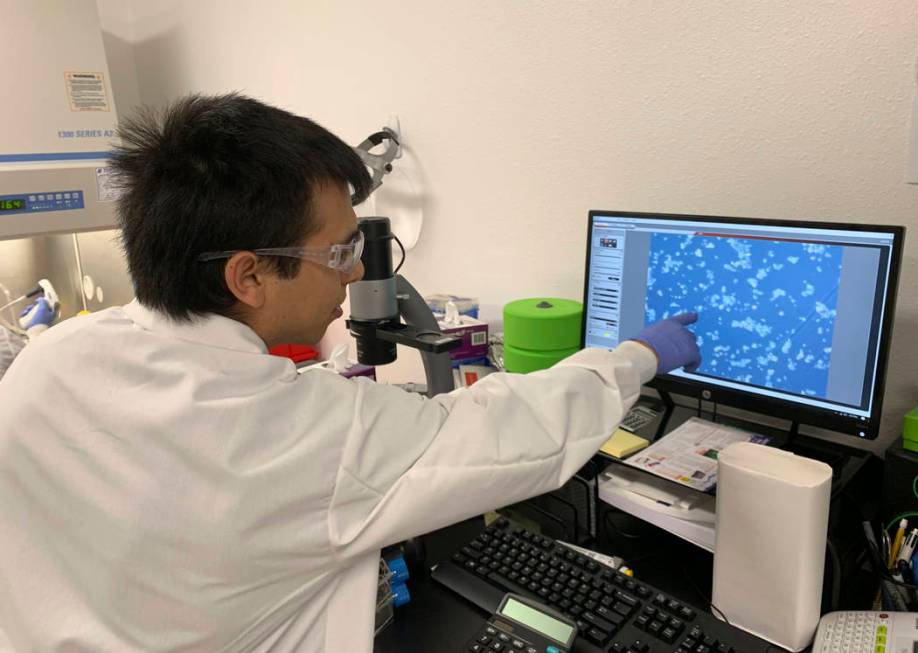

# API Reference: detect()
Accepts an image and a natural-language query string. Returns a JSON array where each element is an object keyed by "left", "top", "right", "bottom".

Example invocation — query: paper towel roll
[{"left": 712, "top": 442, "right": 832, "bottom": 652}]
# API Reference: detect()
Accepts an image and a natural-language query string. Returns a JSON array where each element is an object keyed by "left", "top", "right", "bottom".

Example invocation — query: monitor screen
[{"left": 582, "top": 210, "right": 904, "bottom": 439}]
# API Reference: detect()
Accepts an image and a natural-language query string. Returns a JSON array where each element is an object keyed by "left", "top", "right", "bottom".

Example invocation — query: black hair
[{"left": 110, "top": 93, "right": 372, "bottom": 321}]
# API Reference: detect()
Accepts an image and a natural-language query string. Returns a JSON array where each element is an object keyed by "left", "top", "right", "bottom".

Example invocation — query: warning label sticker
[
  {"left": 65, "top": 72, "right": 110, "bottom": 112},
  {"left": 95, "top": 167, "right": 121, "bottom": 202}
]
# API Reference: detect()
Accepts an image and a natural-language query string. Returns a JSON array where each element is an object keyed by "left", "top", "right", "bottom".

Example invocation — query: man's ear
[{"left": 224, "top": 252, "right": 271, "bottom": 308}]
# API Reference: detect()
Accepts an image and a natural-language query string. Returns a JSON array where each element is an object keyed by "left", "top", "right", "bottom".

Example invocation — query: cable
[
  {"left": 709, "top": 602, "right": 730, "bottom": 625},
  {"left": 680, "top": 563, "right": 711, "bottom": 609},
  {"left": 392, "top": 234, "right": 406, "bottom": 275},
  {"left": 885, "top": 511, "right": 918, "bottom": 532},
  {"left": 826, "top": 538, "right": 841, "bottom": 612},
  {"left": 881, "top": 475, "right": 918, "bottom": 533}
]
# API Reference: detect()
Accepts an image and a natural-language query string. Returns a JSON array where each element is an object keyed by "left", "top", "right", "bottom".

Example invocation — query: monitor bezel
[{"left": 582, "top": 209, "right": 905, "bottom": 440}]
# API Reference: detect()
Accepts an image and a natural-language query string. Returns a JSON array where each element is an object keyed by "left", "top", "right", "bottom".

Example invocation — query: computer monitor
[{"left": 581, "top": 210, "right": 904, "bottom": 440}]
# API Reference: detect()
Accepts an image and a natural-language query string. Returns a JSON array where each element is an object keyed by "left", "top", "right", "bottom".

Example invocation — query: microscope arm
[{"left": 394, "top": 275, "right": 456, "bottom": 397}]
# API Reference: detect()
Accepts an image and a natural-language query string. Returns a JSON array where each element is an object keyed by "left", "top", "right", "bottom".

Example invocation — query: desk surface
[
  {"left": 373, "top": 516, "right": 813, "bottom": 653},
  {"left": 371, "top": 396, "right": 884, "bottom": 652},
  {"left": 373, "top": 565, "right": 486, "bottom": 652},
  {"left": 374, "top": 518, "right": 488, "bottom": 652}
]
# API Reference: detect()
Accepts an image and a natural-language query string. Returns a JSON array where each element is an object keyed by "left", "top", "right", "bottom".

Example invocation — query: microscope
[
  {"left": 346, "top": 216, "right": 460, "bottom": 396},
  {"left": 346, "top": 127, "right": 461, "bottom": 397}
]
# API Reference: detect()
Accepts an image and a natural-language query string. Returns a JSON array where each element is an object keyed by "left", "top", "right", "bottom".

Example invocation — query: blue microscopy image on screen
[{"left": 645, "top": 234, "right": 843, "bottom": 397}]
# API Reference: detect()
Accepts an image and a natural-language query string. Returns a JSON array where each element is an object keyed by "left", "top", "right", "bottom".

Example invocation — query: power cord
[
  {"left": 883, "top": 474, "right": 918, "bottom": 531},
  {"left": 680, "top": 563, "right": 711, "bottom": 609},
  {"left": 392, "top": 234, "right": 406, "bottom": 274},
  {"left": 826, "top": 538, "right": 842, "bottom": 612},
  {"left": 708, "top": 602, "right": 730, "bottom": 625}
]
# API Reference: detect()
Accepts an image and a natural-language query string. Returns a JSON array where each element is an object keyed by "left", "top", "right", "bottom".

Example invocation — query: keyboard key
[
  {"left": 597, "top": 605, "right": 622, "bottom": 623},
  {"left": 585, "top": 627, "right": 610, "bottom": 646},
  {"left": 613, "top": 601, "right": 633, "bottom": 617},
  {"left": 616, "top": 591, "right": 639, "bottom": 607},
  {"left": 583, "top": 611, "right": 616, "bottom": 632}
]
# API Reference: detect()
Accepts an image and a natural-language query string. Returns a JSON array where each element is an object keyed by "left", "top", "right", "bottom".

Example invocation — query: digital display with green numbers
[
  {"left": 0, "top": 199, "right": 25, "bottom": 211},
  {"left": 500, "top": 597, "right": 574, "bottom": 644}
]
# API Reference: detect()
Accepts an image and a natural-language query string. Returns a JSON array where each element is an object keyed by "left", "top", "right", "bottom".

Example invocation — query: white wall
[{"left": 105, "top": 0, "right": 918, "bottom": 448}]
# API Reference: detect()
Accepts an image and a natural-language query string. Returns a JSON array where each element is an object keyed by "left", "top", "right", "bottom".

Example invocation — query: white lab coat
[
  {"left": 0, "top": 321, "right": 51, "bottom": 381},
  {"left": 0, "top": 300, "right": 655, "bottom": 652}
]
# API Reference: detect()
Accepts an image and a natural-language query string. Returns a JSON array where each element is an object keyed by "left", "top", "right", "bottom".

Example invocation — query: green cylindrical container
[{"left": 503, "top": 298, "right": 583, "bottom": 373}]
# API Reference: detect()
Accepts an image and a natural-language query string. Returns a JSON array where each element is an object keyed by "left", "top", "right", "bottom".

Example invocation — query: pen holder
[
  {"left": 864, "top": 522, "right": 918, "bottom": 611},
  {"left": 877, "top": 576, "right": 918, "bottom": 612}
]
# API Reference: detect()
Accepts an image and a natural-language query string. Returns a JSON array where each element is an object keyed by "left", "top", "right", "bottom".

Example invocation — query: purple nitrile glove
[
  {"left": 19, "top": 298, "right": 56, "bottom": 330},
  {"left": 630, "top": 312, "right": 702, "bottom": 374}
]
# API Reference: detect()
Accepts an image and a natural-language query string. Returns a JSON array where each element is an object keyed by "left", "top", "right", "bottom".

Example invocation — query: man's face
[{"left": 262, "top": 182, "right": 364, "bottom": 346}]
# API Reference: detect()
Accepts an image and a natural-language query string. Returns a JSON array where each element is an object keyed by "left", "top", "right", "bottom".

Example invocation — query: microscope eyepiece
[
  {"left": 358, "top": 217, "right": 394, "bottom": 281},
  {"left": 348, "top": 217, "right": 398, "bottom": 364}
]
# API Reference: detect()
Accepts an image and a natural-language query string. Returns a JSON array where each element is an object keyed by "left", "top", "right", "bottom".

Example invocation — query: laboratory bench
[{"left": 373, "top": 447, "right": 883, "bottom": 653}]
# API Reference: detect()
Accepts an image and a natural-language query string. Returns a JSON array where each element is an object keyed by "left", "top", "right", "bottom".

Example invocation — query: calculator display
[{"left": 499, "top": 597, "right": 574, "bottom": 644}]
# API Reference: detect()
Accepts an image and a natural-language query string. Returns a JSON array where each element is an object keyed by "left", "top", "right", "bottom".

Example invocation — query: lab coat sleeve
[
  {"left": 328, "top": 342, "right": 657, "bottom": 559},
  {"left": 0, "top": 326, "right": 26, "bottom": 380}
]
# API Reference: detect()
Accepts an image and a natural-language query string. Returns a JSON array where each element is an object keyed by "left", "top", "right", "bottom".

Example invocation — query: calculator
[
  {"left": 464, "top": 593, "right": 578, "bottom": 653},
  {"left": 620, "top": 404, "right": 660, "bottom": 433},
  {"left": 812, "top": 610, "right": 918, "bottom": 652}
]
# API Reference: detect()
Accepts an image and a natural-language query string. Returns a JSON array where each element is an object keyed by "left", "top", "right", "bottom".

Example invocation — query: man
[{"left": 0, "top": 94, "right": 700, "bottom": 652}]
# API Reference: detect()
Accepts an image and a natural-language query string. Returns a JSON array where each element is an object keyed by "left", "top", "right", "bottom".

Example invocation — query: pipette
[{"left": 0, "top": 284, "right": 43, "bottom": 312}]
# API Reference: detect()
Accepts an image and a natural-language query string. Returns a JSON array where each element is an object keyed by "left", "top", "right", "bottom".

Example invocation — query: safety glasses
[{"left": 197, "top": 231, "right": 364, "bottom": 274}]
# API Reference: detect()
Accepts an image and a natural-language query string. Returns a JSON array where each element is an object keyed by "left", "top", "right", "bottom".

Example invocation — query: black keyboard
[{"left": 432, "top": 518, "right": 779, "bottom": 653}]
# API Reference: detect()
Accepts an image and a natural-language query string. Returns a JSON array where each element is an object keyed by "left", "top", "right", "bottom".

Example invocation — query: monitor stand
[{"left": 597, "top": 465, "right": 716, "bottom": 552}]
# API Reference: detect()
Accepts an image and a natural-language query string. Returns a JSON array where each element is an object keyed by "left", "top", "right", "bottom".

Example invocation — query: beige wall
[{"left": 102, "top": 0, "right": 918, "bottom": 450}]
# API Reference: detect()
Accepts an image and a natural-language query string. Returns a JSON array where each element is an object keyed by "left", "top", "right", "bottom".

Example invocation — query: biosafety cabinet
[{"left": 0, "top": 0, "right": 134, "bottom": 320}]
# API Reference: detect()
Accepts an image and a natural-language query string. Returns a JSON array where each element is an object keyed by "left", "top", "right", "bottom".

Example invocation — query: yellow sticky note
[{"left": 600, "top": 428, "right": 650, "bottom": 459}]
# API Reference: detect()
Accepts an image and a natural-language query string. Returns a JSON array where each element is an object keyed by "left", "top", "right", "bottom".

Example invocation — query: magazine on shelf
[{"left": 623, "top": 417, "right": 771, "bottom": 494}]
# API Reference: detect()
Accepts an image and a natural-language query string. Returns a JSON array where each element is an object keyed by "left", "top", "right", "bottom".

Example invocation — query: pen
[
  {"left": 897, "top": 528, "right": 918, "bottom": 565},
  {"left": 890, "top": 519, "right": 908, "bottom": 570}
]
